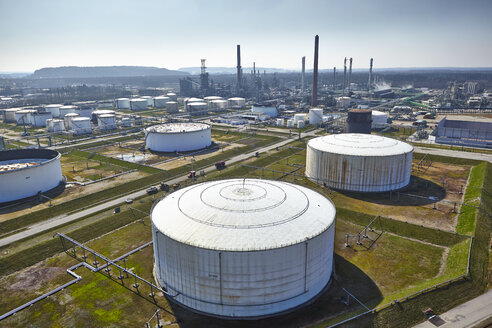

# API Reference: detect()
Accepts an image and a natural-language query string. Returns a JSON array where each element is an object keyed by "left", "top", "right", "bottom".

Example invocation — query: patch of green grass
[
  {"left": 456, "top": 162, "right": 486, "bottom": 234},
  {"left": 413, "top": 152, "right": 481, "bottom": 166}
]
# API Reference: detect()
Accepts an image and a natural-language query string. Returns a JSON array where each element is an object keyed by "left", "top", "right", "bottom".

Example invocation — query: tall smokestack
[
  {"left": 237, "top": 45, "right": 242, "bottom": 88},
  {"left": 301, "top": 56, "right": 306, "bottom": 90},
  {"left": 312, "top": 35, "right": 319, "bottom": 106},
  {"left": 253, "top": 62, "right": 256, "bottom": 78},
  {"left": 343, "top": 57, "right": 347, "bottom": 95},
  {"left": 333, "top": 67, "right": 336, "bottom": 90},
  {"left": 368, "top": 57, "right": 373, "bottom": 90},
  {"left": 348, "top": 57, "right": 353, "bottom": 92}
]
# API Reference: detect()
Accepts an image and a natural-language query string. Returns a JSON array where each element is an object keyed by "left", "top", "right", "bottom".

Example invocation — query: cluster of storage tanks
[
  {"left": 117, "top": 93, "right": 178, "bottom": 112},
  {"left": 184, "top": 97, "right": 246, "bottom": 114}
]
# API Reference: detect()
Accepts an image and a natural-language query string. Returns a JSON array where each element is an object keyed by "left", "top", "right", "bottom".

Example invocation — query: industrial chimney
[
  {"left": 368, "top": 58, "right": 373, "bottom": 91},
  {"left": 237, "top": 45, "right": 242, "bottom": 88},
  {"left": 343, "top": 57, "right": 347, "bottom": 95},
  {"left": 333, "top": 67, "right": 337, "bottom": 90},
  {"left": 301, "top": 56, "right": 306, "bottom": 91},
  {"left": 348, "top": 57, "right": 353, "bottom": 92},
  {"left": 312, "top": 35, "right": 319, "bottom": 106}
]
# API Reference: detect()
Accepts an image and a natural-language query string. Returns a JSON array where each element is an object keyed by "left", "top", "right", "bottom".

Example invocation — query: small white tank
[
  {"left": 141, "top": 96, "right": 154, "bottom": 107},
  {"left": 209, "top": 99, "right": 228, "bottom": 110},
  {"left": 64, "top": 113, "right": 80, "bottom": 130},
  {"left": 32, "top": 112, "right": 52, "bottom": 127},
  {"left": 117, "top": 98, "right": 130, "bottom": 109},
  {"left": 51, "top": 119, "right": 66, "bottom": 132},
  {"left": 45, "top": 104, "right": 62, "bottom": 118},
  {"left": 204, "top": 96, "right": 223, "bottom": 104},
  {"left": 309, "top": 108, "right": 323, "bottom": 125},
  {"left": 187, "top": 102, "right": 208, "bottom": 113},
  {"left": 98, "top": 114, "right": 117, "bottom": 130},
  {"left": 120, "top": 117, "right": 132, "bottom": 127},
  {"left": 294, "top": 113, "right": 306, "bottom": 124},
  {"left": 276, "top": 118, "right": 284, "bottom": 126},
  {"left": 228, "top": 97, "right": 246, "bottom": 108},
  {"left": 286, "top": 119, "right": 294, "bottom": 127},
  {"left": 153, "top": 96, "right": 170, "bottom": 108},
  {"left": 165, "top": 101, "right": 179, "bottom": 113},
  {"left": 15, "top": 109, "right": 36, "bottom": 125},
  {"left": 130, "top": 98, "right": 148, "bottom": 111},
  {"left": 184, "top": 97, "right": 203, "bottom": 110},
  {"left": 71, "top": 117, "right": 91, "bottom": 135},
  {"left": 4, "top": 108, "right": 19, "bottom": 123},
  {"left": 59, "top": 105, "right": 77, "bottom": 118},
  {"left": 297, "top": 120, "right": 305, "bottom": 129},
  {"left": 166, "top": 92, "right": 177, "bottom": 101}
]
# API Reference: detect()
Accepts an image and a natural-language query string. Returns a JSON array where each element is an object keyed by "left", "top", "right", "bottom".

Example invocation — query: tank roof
[
  {"left": 145, "top": 122, "right": 210, "bottom": 134},
  {"left": 152, "top": 179, "right": 335, "bottom": 251},
  {"left": 0, "top": 149, "right": 61, "bottom": 174},
  {"left": 349, "top": 108, "right": 371, "bottom": 113},
  {"left": 308, "top": 133, "right": 413, "bottom": 156}
]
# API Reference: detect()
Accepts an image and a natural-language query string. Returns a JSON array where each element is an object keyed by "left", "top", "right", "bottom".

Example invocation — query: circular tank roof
[
  {"left": 146, "top": 122, "right": 210, "bottom": 134},
  {"left": 152, "top": 179, "right": 336, "bottom": 251},
  {"left": 372, "top": 110, "right": 387, "bottom": 116},
  {"left": 308, "top": 133, "right": 413, "bottom": 157},
  {"left": 0, "top": 149, "right": 61, "bottom": 174}
]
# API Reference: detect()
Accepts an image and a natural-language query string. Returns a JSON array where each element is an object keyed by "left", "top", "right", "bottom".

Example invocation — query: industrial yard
[{"left": 1, "top": 2, "right": 492, "bottom": 325}]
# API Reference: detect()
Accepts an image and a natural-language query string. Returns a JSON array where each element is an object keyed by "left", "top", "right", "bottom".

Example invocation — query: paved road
[
  {"left": 0, "top": 135, "right": 297, "bottom": 247},
  {"left": 414, "top": 289, "right": 492, "bottom": 328},
  {"left": 414, "top": 146, "right": 492, "bottom": 163}
]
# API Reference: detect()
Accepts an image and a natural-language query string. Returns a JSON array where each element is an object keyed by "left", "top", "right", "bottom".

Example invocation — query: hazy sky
[{"left": 1, "top": 0, "right": 491, "bottom": 72}]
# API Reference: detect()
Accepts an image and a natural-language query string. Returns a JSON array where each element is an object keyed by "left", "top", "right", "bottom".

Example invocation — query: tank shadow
[
  {"left": 148, "top": 142, "right": 221, "bottom": 158},
  {"left": 0, "top": 182, "right": 66, "bottom": 214},
  {"left": 336, "top": 175, "right": 446, "bottom": 206},
  {"left": 164, "top": 254, "right": 382, "bottom": 328}
]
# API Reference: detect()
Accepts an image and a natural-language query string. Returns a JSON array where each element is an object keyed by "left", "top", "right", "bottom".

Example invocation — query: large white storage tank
[
  {"left": 305, "top": 134, "right": 413, "bottom": 192},
  {"left": 228, "top": 97, "right": 246, "bottom": 108},
  {"left": 165, "top": 101, "right": 179, "bottom": 113},
  {"left": 97, "top": 114, "right": 117, "bottom": 130},
  {"left": 209, "top": 99, "right": 228, "bottom": 110},
  {"left": 251, "top": 104, "right": 278, "bottom": 118},
  {"left": 309, "top": 108, "right": 324, "bottom": 126},
  {"left": 142, "top": 96, "right": 154, "bottom": 107},
  {"left": 294, "top": 113, "right": 306, "bottom": 124},
  {"left": 64, "top": 113, "right": 80, "bottom": 130},
  {"left": 46, "top": 119, "right": 65, "bottom": 132},
  {"left": 153, "top": 96, "right": 170, "bottom": 108},
  {"left": 59, "top": 105, "right": 77, "bottom": 118},
  {"left": 92, "top": 109, "right": 116, "bottom": 125},
  {"left": 15, "top": 109, "right": 36, "bottom": 125},
  {"left": 130, "top": 98, "right": 148, "bottom": 111},
  {"left": 372, "top": 110, "right": 388, "bottom": 128},
  {"left": 45, "top": 104, "right": 62, "bottom": 118},
  {"left": 71, "top": 117, "right": 92, "bottom": 135},
  {"left": 184, "top": 97, "right": 204, "bottom": 111},
  {"left": 187, "top": 102, "right": 208, "bottom": 113},
  {"left": 4, "top": 108, "right": 19, "bottom": 123},
  {"left": 0, "top": 149, "right": 64, "bottom": 203},
  {"left": 145, "top": 122, "right": 211, "bottom": 152},
  {"left": 117, "top": 98, "right": 130, "bottom": 109},
  {"left": 204, "top": 96, "right": 223, "bottom": 104},
  {"left": 152, "top": 178, "right": 336, "bottom": 318},
  {"left": 166, "top": 92, "right": 177, "bottom": 101},
  {"left": 32, "top": 112, "right": 52, "bottom": 127}
]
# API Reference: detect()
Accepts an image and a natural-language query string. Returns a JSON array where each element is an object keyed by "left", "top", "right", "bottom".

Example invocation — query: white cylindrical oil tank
[
  {"left": 52, "top": 119, "right": 65, "bottom": 132},
  {"left": 0, "top": 149, "right": 64, "bottom": 203},
  {"left": 142, "top": 96, "right": 154, "bottom": 107},
  {"left": 227, "top": 97, "right": 246, "bottom": 108},
  {"left": 184, "top": 97, "right": 204, "bottom": 111},
  {"left": 91, "top": 110, "right": 115, "bottom": 125},
  {"left": 151, "top": 178, "right": 336, "bottom": 318},
  {"left": 251, "top": 104, "right": 278, "bottom": 118},
  {"left": 209, "top": 99, "right": 228, "bottom": 110},
  {"left": 97, "top": 114, "right": 117, "bottom": 130},
  {"left": 294, "top": 113, "right": 306, "bottom": 124},
  {"left": 165, "top": 101, "right": 179, "bottom": 113},
  {"left": 305, "top": 134, "right": 414, "bottom": 192},
  {"left": 45, "top": 104, "right": 62, "bottom": 118},
  {"left": 75, "top": 107, "right": 93, "bottom": 118},
  {"left": 64, "top": 113, "right": 80, "bottom": 130},
  {"left": 120, "top": 117, "right": 132, "bottom": 127},
  {"left": 286, "top": 119, "right": 294, "bottom": 127},
  {"left": 371, "top": 110, "right": 388, "bottom": 128},
  {"left": 187, "top": 102, "right": 208, "bottom": 113},
  {"left": 71, "top": 117, "right": 91, "bottom": 135},
  {"left": 130, "top": 98, "right": 148, "bottom": 111},
  {"left": 4, "top": 108, "right": 19, "bottom": 123},
  {"left": 297, "top": 120, "right": 305, "bottom": 129},
  {"left": 15, "top": 109, "right": 36, "bottom": 125},
  {"left": 276, "top": 118, "right": 284, "bottom": 126},
  {"left": 32, "top": 112, "right": 52, "bottom": 127},
  {"left": 59, "top": 105, "right": 77, "bottom": 118},
  {"left": 309, "top": 108, "right": 323, "bottom": 125},
  {"left": 145, "top": 122, "right": 211, "bottom": 152},
  {"left": 166, "top": 92, "right": 177, "bottom": 101},
  {"left": 117, "top": 98, "right": 130, "bottom": 109},
  {"left": 153, "top": 96, "right": 170, "bottom": 108},
  {"left": 204, "top": 96, "right": 223, "bottom": 104},
  {"left": 336, "top": 97, "right": 351, "bottom": 108}
]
